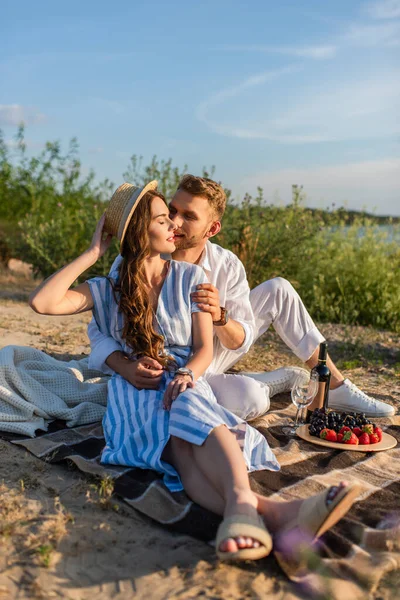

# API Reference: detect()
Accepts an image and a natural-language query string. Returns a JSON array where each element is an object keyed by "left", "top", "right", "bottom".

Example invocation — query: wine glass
[{"left": 281, "top": 372, "right": 318, "bottom": 437}]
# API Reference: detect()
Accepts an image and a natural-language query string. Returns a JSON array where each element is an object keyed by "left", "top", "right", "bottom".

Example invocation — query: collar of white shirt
[{"left": 161, "top": 241, "right": 213, "bottom": 275}]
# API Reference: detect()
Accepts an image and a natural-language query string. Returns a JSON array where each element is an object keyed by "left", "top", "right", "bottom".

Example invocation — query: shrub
[
  {"left": 0, "top": 126, "right": 113, "bottom": 278},
  {"left": 1, "top": 126, "right": 399, "bottom": 331},
  {"left": 294, "top": 221, "right": 400, "bottom": 332},
  {"left": 218, "top": 185, "right": 325, "bottom": 287}
]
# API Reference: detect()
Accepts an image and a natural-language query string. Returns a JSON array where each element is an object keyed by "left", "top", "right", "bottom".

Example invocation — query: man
[{"left": 88, "top": 175, "right": 394, "bottom": 419}]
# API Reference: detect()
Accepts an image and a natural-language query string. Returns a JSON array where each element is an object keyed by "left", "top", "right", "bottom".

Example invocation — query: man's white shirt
[{"left": 87, "top": 241, "right": 255, "bottom": 375}]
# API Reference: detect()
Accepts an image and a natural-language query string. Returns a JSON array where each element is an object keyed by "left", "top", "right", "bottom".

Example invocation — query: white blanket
[{"left": 0, "top": 345, "right": 109, "bottom": 437}]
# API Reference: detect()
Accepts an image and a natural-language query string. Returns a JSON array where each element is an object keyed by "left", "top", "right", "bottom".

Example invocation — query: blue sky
[{"left": 1, "top": 0, "right": 399, "bottom": 215}]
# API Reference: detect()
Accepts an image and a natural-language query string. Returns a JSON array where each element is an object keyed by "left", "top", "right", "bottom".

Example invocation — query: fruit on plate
[
  {"left": 307, "top": 408, "right": 382, "bottom": 447},
  {"left": 339, "top": 425, "right": 352, "bottom": 435},
  {"left": 362, "top": 424, "right": 374, "bottom": 435},
  {"left": 308, "top": 408, "right": 373, "bottom": 438},
  {"left": 358, "top": 432, "right": 370, "bottom": 445},
  {"left": 343, "top": 431, "right": 359, "bottom": 445},
  {"left": 320, "top": 428, "right": 337, "bottom": 442}
]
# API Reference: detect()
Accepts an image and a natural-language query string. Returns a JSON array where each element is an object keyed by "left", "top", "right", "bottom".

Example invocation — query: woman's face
[{"left": 148, "top": 196, "right": 177, "bottom": 255}]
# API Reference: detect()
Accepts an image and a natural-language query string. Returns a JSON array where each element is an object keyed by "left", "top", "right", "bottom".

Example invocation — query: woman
[{"left": 30, "top": 181, "right": 360, "bottom": 562}]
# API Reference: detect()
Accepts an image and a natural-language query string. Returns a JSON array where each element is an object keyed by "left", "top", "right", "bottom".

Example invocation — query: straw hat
[{"left": 104, "top": 180, "right": 158, "bottom": 250}]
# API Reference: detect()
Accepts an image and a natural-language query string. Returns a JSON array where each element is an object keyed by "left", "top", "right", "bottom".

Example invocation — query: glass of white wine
[{"left": 282, "top": 372, "right": 318, "bottom": 437}]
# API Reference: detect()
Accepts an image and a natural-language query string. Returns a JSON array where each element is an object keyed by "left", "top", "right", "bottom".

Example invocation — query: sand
[{"left": 1, "top": 266, "right": 399, "bottom": 599}]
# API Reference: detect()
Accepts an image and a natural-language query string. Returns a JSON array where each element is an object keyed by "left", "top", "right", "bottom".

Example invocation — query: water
[
  {"left": 355, "top": 225, "right": 400, "bottom": 242},
  {"left": 331, "top": 224, "right": 400, "bottom": 243}
]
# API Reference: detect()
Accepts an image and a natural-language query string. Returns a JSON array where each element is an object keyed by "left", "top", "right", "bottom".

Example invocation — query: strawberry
[
  {"left": 337, "top": 433, "right": 344, "bottom": 443},
  {"left": 339, "top": 426, "right": 352, "bottom": 435},
  {"left": 320, "top": 429, "right": 337, "bottom": 442},
  {"left": 362, "top": 424, "right": 374, "bottom": 435},
  {"left": 343, "top": 431, "right": 359, "bottom": 445},
  {"left": 369, "top": 433, "right": 380, "bottom": 444},
  {"left": 358, "top": 432, "right": 370, "bottom": 445},
  {"left": 353, "top": 427, "right": 363, "bottom": 437},
  {"left": 373, "top": 426, "right": 383, "bottom": 441}
]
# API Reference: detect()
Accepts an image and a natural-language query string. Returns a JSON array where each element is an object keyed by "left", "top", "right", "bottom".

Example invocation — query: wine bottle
[{"left": 306, "top": 342, "right": 331, "bottom": 422}]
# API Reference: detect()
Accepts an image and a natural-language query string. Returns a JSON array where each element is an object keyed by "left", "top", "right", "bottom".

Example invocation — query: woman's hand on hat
[{"left": 88, "top": 214, "right": 113, "bottom": 260}]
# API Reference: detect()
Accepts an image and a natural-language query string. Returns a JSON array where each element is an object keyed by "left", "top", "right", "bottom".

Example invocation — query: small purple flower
[{"left": 275, "top": 526, "right": 316, "bottom": 558}]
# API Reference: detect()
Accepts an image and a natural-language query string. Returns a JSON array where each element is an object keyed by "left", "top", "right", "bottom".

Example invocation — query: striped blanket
[{"left": 2, "top": 391, "right": 399, "bottom": 598}]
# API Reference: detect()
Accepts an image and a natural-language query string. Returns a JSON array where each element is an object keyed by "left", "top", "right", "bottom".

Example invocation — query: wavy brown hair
[
  {"left": 114, "top": 189, "right": 174, "bottom": 367},
  {"left": 178, "top": 174, "right": 227, "bottom": 219}
]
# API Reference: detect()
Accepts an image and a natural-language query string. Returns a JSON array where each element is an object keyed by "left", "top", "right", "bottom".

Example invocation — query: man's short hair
[{"left": 177, "top": 174, "right": 227, "bottom": 220}]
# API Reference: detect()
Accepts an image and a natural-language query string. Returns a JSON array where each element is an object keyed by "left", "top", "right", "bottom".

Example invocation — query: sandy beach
[{"left": 1, "top": 265, "right": 399, "bottom": 599}]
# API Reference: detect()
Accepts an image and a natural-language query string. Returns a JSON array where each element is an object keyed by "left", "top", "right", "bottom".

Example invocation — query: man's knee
[
  {"left": 209, "top": 374, "right": 270, "bottom": 421},
  {"left": 262, "top": 276, "right": 296, "bottom": 298},
  {"left": 241, "top": 377, "right": 270, "bottom": 420}
]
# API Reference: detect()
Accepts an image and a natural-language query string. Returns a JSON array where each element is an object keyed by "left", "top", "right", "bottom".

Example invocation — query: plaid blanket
[{"left": 2, "top": 392, "right": 399, "bottom": 598}]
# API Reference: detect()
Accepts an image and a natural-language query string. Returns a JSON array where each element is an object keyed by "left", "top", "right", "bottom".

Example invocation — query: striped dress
[{"left": 87, "top": 260, "right": 279, "bottom": 492}]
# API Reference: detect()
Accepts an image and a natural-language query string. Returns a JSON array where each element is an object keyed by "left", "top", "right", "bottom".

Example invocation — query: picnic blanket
[
  {"left": 0, "top": 346, "right": 399, "bottom": 597},
  {"left": 0, "top": 345, "right": 108, "bottom": 436}
]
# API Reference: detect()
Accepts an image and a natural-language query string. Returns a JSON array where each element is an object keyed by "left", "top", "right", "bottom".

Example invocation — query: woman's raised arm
[{"left": 29, "top": 214, "right": 112, "bottom": 316}]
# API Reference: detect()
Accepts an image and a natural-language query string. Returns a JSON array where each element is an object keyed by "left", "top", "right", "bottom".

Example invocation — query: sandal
[
  {"left": 279, "top": 482, "right": 361, "bottom": 543},
  {"left": 216, "top": 513, "right": 272, "bottom": 561}
]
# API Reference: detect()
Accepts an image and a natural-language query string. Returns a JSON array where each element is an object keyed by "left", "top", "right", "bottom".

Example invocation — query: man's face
[{"left": 169, "top": 189, "right": 216, "bottom": 250}]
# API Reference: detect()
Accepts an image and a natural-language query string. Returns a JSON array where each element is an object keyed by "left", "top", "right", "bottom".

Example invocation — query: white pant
[{"left": 206, "top": 277, "right": 325, "bottom": 420}]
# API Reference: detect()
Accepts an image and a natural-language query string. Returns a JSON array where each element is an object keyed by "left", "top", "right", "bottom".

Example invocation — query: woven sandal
[
  {"left": 280, "top": 482, "right": 361, "bottom": 542},
  {"left": 216, "top": 513, "right": 272, "bottom": 561}
]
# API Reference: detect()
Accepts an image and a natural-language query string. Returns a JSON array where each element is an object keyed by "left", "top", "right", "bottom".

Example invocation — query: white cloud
[
  {"left": 198, "top": 0, "right": 400, "bottom": 143},
  {"left": 219, "top": 2, "right": 400, "bottom": 61},
  {"left": 0, "top": 104, "right": 46, "bottom": 126},
  {"left": 196, "top": 65, "right": 302, "bottom": 126},
  {"left": 220, "top": 44, "right": 337, "bottom": 59},
  {"left": 240, "top": 158, "right": 400, "bottom": 215},
  {"left": 344, "top": 20, "right": 400, "bottom": 46},
  {"left": 197, "top": 69, "right": 400, "bottom": 143},
  {"left": 282, "top": 45, "right": 337, "bottom": 59},
  {"left": 365, "top": 0, "right": 400, "bottom": 19}
]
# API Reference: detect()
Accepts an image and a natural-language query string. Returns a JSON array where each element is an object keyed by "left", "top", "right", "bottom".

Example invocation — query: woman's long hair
[{"left": 114, "top": 189, "right": 173, "bottom": 367}]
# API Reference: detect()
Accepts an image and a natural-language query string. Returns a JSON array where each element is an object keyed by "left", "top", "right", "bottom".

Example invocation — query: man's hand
[
  {"left": 163, "top": 374, "right": 194, "bottom": 411},
  {"left": 121, "top": 356, "right": 164, "bottom": 390},
  {"left": 191, "top": 283, "right": 221, "bottom": 322}
]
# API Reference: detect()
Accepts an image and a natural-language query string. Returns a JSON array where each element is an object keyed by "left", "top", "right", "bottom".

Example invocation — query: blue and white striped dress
[{"left": 87, "top": 260, "right": 279, "bottom": 492}]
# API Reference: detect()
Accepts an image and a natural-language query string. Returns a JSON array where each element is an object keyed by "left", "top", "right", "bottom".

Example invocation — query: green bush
[
  {"left": 1, "top": 126, "right": 399, "bottom": 332},
  {"left": 0, "top": 126, "right": 113, "bottom": 278},
  {"left": 17, "top": 202, "right": 119, "bottom": 281},
  {"left": 217, "top": 185, "right": 325, "bottom": 287},
  {"left": 294, "top": 222, "right": 400, "bottom": 332}
]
